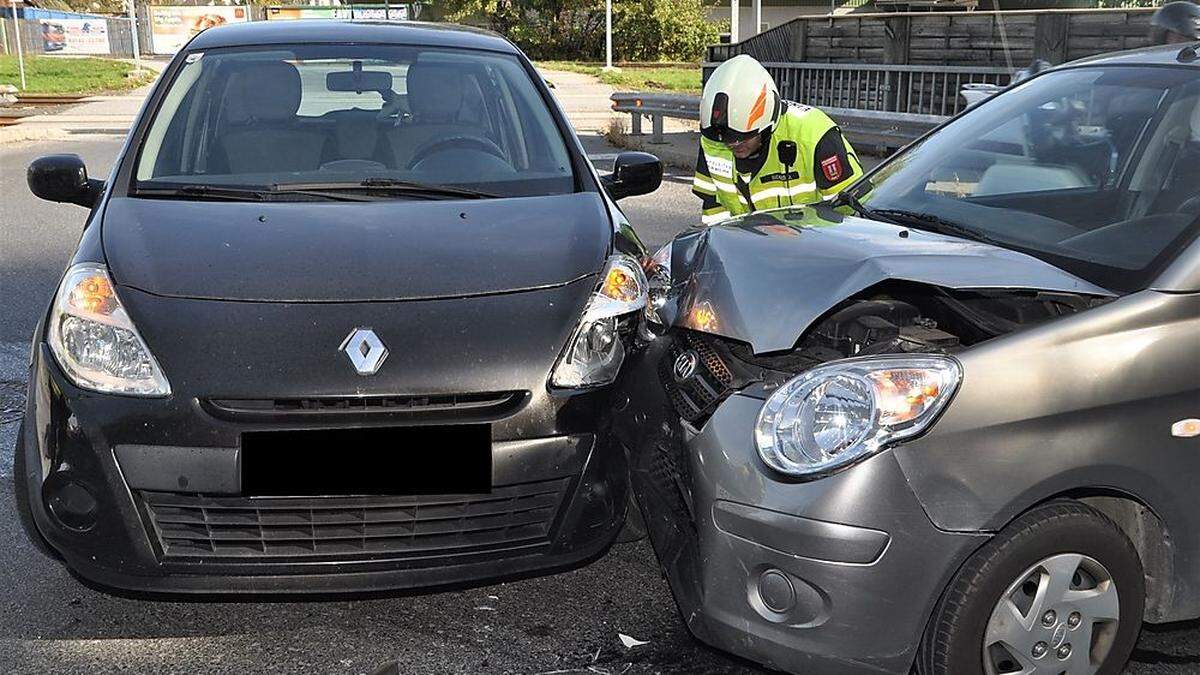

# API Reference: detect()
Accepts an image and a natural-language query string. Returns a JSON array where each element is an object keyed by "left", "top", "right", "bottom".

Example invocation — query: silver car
[{"left": 617, "top": 45, "right": 1200, "bottom": 674}]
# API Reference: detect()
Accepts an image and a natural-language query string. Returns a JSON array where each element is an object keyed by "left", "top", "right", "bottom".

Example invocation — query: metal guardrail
[
  {"left": 611, "top": 91, "right": 948, "bottom": 152},
  {"left": 823, "top": 106, "right": 946, "bottom": 153},
  {"left": 609, "top": 93, "right": 698, "bottom": 144}
]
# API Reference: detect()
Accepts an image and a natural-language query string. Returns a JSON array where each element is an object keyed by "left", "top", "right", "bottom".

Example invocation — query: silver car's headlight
[
  {"left": 549, "top": 254, "right": 647, "bottom": 389},
  {"left": 47, "top": 263, "right": 171, "bottom": 396},
  {"left": 754, "top": 355, "right": 960, "bottom": 477}
]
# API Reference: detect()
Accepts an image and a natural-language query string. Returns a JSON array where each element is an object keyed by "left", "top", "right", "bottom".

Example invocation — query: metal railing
[
  {"left": 704, "top": 62, "right": 1013, "bottom": 118},
  {"left": 611, "top": 92, "right": 952, "bottom": 152},
  {"left": 767, "top": 62, "right": 1011, "bottom": 118},
  {"left": 613, "top": 62, "right": 1012, "bottom": 151}
]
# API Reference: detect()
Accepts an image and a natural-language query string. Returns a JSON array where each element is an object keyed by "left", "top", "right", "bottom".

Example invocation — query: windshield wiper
[
  {"left": 134, "top": 184, "right": 373, "bottom": 202},
  {"left": 870, "top": 208, "right": 1006, "bottom": 247},
  {"left": 273, "top": 179, "right": 497, "bottom": 200},
  {"left": 134, "top": 184, "right": 270, "bottom": 201},
  {"left": 831, "top": 189, "right": 897, "bottom": 224}
]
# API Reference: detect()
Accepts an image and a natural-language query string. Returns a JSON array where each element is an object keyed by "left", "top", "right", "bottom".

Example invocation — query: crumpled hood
[
  {"left": 102, "top": 192, "right": 611, "bottom": 302},
  {"left": 665, "top": 206, "right": 1115, "bottom": 354}
]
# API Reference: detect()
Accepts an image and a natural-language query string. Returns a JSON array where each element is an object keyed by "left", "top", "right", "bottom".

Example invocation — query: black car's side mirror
[
  {"left": 602, "top": 151, "right": 662, "bottom": 201},
  {"left": 28, "top": 154, "right": 104, "bottom": 208}
]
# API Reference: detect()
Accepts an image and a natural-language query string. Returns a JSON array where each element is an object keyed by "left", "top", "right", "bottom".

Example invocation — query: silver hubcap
[{"left": 983, "top": 553, "right": 1120, "bottom": 675}]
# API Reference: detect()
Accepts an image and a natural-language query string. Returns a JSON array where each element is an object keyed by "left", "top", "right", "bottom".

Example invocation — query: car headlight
[
  {"left": 549, "top": 254, "right": 647, "bottom": 389},
  {"left": 754, "top": 355, "right": 960, "bottom": 477},
  {"left": 644, "top": 243, "right": 671, "bottom": 325},
  {"left": 47, "top": 263, "right": 171, "bottom": 396}
]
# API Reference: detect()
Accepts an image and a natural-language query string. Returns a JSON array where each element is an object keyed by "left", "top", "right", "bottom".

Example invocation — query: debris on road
[{"left": 618, "top": 633, "right": 649, "bottom": 649}]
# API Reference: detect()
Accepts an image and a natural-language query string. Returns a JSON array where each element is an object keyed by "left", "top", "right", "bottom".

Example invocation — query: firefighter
[
  {"left": 693, "top": 54, "right": 863, "bottom": 225},
  {"left": 1150, "top": 1, "right": 1200, "bottom": 45}
]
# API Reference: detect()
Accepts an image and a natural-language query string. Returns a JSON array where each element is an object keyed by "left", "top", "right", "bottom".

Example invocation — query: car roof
[
  {"left": 1063, "top": 42, "right": 1200, "bottom": 69},
  {"left": 186, "top": 20, "right": 517, "bottom": 53}
]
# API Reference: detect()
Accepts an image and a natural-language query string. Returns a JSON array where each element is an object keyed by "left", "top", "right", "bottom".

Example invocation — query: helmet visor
[{"left": 701, "top": 124, "right": 760, "bottom": 144}]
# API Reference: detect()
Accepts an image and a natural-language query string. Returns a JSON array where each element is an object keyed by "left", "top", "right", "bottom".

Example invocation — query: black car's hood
[
  {"left": 102, "top": 193, "right": 611, "bottom": 301},
  {"left": 665, "top": 207, "right": 1115, "bottom": 354}
]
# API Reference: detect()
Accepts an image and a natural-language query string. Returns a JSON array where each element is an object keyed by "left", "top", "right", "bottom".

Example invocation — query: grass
[
  {"left": 537, "top": 61, "right": 702, "bottom": 93},
  {"left": 0, "top": 55, "right": 155, "bottom": 95}
]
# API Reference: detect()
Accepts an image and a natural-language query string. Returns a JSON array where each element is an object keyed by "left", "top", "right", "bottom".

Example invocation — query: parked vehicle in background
[
  {"left": 15, "top": 20, "right": 662, "bottom": 595},
  {"left": 619, "top": 43, "right": 1200, "bottom": 674}
]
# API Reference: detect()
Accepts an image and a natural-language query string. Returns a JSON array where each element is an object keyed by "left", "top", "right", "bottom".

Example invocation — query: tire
[{"left": 919, "top": 500, "right": 1144, "bottom": 675}]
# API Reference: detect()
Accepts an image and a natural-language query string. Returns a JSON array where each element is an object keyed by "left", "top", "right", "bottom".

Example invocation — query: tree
[
  {"left": 429, "top": 0, "right": 721, "bottom": 61},
  {"left": 33, "top": 0, "right": 128, "bottom": 15}
]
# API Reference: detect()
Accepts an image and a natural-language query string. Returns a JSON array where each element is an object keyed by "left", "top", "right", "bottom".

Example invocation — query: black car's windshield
[
  {"left": 854, "top": 65, "right": 1200, "bottom": 292},
  {"left": 134, "top": 44, "right": 575, "bottom": 198}
]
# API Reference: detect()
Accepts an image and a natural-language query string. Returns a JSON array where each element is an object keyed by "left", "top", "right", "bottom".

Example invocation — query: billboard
[
  {"left": 39, "top": 19, "right": 111, "bottom": 55},
  {"left": 265, "top": 5, "right": 409, "bottom": 21},
  {"left": 346, "top": 7, "right": 409, "bottom": 20},
  {"left": 149, "top": 6, "right": 250, "bottom": 54},
  {"left": 266, "top": 7, "right": 353, "bottom": 20}
]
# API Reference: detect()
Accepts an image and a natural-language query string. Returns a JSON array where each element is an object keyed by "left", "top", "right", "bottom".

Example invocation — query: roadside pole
[
  {"left": 10, "top": 0, "right": 26, "bottom": 90},
  {"left": 730, "top": 0, "right": 739, "bottom": 44},
  {"left": 754, "top": 0, "right": 761, "bottom": 35},
  {"left": 604, "top": 0, "right": 613, "bottom": 71},
  {"left": 127, "top": 0, "right": 141, "bottom": 72}
]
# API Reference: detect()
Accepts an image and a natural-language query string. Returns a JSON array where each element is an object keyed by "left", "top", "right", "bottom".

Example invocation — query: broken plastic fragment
[{"left": 618, "top": 633, "right": 649, "bottom": 648}]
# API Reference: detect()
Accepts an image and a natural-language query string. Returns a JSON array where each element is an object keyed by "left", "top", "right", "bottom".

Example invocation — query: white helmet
[{"left": 700, "top": 54, "right": 781, "bottom": 143}]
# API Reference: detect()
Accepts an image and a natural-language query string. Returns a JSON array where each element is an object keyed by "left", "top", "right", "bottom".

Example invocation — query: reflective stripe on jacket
[{"left": 693, "top": 102, "right": 863, "bottom": 224}]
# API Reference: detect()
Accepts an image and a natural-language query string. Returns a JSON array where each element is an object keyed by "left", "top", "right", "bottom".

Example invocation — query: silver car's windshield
[
  {"left": 855, "top": 65, "right": 1200, "bottom": 292},
  {"left": 134, "top": 44, "right": 574, "bottom": 198}
]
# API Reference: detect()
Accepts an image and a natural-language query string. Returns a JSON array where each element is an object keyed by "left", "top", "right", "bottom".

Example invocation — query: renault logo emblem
[
  {"left": 673, "top": 350, "right": 699, "bottom": 382},
  {"left": 339, "top": 328, "right": 388, "bottom": 376}
]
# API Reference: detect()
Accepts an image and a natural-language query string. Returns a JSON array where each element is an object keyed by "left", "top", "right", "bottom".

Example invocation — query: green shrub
[
  {"left": 613, "top": 0, "right": 724, "bottom": 62},
  {"left": 433, "top": 0, "right": 722, "bottom": 62}
]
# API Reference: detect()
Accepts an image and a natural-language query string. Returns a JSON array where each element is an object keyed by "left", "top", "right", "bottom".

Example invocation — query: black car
[{"left": 16, "top": 20, "right": 661, "bottom": 594}]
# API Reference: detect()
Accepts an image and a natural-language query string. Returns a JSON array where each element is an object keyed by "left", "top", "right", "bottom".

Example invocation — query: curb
[{"left": 0, "top": 126, "right": 72, "bottom": 145}]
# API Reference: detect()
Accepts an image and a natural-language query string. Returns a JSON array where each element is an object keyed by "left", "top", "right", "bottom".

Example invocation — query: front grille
[
  {"left": 139, "top": 478, "right": 570, "bottom": 563},
  {"left": 660, "top": 332, "right": 737, "bottom": 425},
  {"left": 203, "top": 391, "right": 528, "bottom": 423}
]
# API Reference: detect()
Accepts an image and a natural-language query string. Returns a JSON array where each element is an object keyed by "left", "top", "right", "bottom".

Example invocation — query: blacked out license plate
[{"left": 241, "top": 424, "right": 491, "bottom": 496}]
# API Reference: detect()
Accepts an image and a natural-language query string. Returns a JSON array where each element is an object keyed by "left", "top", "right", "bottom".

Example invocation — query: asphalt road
[{"left": 3, "top": 135, "right": 1200, "bottom": 675}]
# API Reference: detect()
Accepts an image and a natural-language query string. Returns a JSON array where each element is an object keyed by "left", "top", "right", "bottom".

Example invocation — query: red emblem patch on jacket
[{"left": 820, "top": 155, "right": 843, "bottom": 182}]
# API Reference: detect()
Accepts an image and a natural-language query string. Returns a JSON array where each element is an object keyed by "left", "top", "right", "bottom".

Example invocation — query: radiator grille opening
[
  {"left": 660, "top": 332, "right": 738, "bottom": 425},
  {"left": 203, "top": 391, "right": 528, "bottom": 423},
  {"left": 139, "top": 478, "right": 570, "bottom": 563}
]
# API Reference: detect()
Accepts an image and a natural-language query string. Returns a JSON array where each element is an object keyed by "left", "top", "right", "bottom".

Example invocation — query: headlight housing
[
  {"left": 644, "top": 243, "right": 671, "bottom": 325},
  {"left": 549, "top": 254, "right": 647, "bottom": 389},
  {"left": 47, "top": 263, "right": 171, "bottom": 396},
  {"left": 754, "top": 355, "right": 960, "bottom": 477}
]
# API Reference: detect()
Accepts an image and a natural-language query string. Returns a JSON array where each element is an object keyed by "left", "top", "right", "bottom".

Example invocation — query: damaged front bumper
[{"left": 615, "top": 337, "right": 989, "bottom": 674}]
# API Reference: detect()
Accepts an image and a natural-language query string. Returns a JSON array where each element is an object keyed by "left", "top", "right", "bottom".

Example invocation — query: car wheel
[{"left": 920, "top": 501, "right": 1144, "bottom": 675}]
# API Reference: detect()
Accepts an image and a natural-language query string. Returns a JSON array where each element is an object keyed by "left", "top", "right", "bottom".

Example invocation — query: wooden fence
[{"left": 708, "top": 8, "right": 1157, "bottom": 68}]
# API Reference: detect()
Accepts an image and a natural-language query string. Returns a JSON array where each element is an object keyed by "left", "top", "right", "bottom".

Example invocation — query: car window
[
  {"left": 858, "top": 66, "right": 1200, "bottom": 292},
  {"left": 922, "top": 77, "right": 1155, "bottom": 199},
  {"left": 135, "top": 44, "right": 575, "bottom": 198}
]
